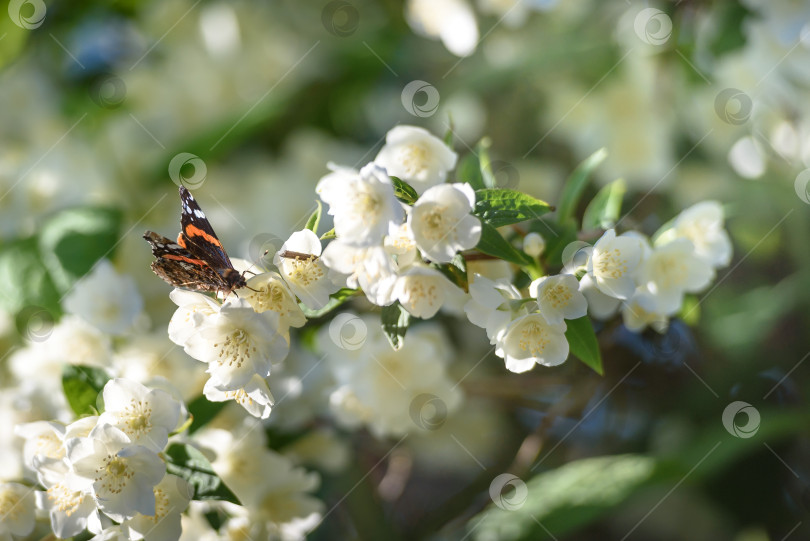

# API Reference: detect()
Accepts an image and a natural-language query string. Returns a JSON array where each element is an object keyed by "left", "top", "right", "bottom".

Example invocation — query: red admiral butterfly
[{"left": 144, "top": 186, "right": 246, "bottom": 296}]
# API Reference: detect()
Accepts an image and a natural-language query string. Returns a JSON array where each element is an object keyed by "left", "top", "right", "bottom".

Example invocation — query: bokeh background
[{"left": 1, "top": 0, "right": 809, "bottom": 540}]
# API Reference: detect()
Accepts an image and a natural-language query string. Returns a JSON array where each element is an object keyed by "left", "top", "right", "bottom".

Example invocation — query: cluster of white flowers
[
  {"left": 12, "top": 378, "right": 188, "bottom": 540},
  {"left": 318, "top": 125, "right": 477, "bottom": 318},
  {"left": 463, "top": 201, "right": 731, "bottom": 373}
]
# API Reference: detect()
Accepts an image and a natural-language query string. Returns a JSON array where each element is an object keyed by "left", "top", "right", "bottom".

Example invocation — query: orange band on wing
[
  {"left": 184, "top": 224, "right": 222, "bottom": 247},
  {"left": 177, "top": 233, "right": 187, "bottom": 248},
  {"left": 163, "top": 254, "right": 208, "bottom": 266}
]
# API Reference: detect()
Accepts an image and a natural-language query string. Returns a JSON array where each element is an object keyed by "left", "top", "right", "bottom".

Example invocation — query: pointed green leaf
[
  {"left": 62, "top": 365, "right": 111, "bottom": 417},
  {"left": 381, "top": 301, "right": 411, "bottom": 350},
  {"left": 474, "top": 189, "right": 554, "bottom": 228},
  {"left": 582, "top": 178, "right": 625, "bottom": 231},
  {"left": 565, "top": 316, "right": 603, "bottom": 375},
  {"left": 556, "top": 148, "right": 607, "bottom": 226},
  {"left": 164, "top": 443, "right": 241, "bottom": 505},
  {"left": 305, "top": 201, "right": 322, "bottom": 234},
  {"left": 300, "top": 288, "right": 357, "bottom": 319},
  {"left": 391, "top": 177, "right": 418, "bottom": 205},
  {"left": 476, "top": 223, "right": 533, "bottom": 266},
  {"left": 457, "top": 153, "right": 485, "bottom": 190}
]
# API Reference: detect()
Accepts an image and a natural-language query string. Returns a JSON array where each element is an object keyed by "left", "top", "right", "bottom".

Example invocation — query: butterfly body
[{"left": 144, "top": 187, "right": 246, "bottom": 296}]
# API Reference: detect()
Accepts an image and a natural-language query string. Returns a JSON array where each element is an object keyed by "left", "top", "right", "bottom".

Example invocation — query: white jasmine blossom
[
  {"left": 97, "top": 379, "right": 182, "bottom": 453},
  {"left": 662, "top": 200, "right": 732, "bottom": 268},
  {"left": 34, "top": 458, "right": 102, "bottom": 539},
  {"left": 384, "top": 221, "right": 419, "bottom": 267},
  {"left": 637, "top": 238, "right": 714, "bottom": 314},
  {"left": 122, "top": 474, "right": 191, "bottom": 541},
  {"left": 204, "top": 374, "right": 275, "bottom": 420},
  {"left": 522, "top": 232, "right": 546, "bottom": 257},
  {"left": 390, "top": 264, "right": 465, "bottom": 318},
  {"left": 66, "top": 424, "right": 165, "bottom": 522},
  {"left": 464, "top": 274, "right": 525, "bottom": 341},
  {"left": 409, "top": 183, "right": 481, "bottom": 263},
  {"left": 0, "top": 482, "right": 36, "bottom": 540},
  {"left": 495, "top": 313, "right": 569, "bottom": 373},
  {"left": 274, "top": 230, "right": 340, "bottom": 310},
  {"left": 530, "top": 274, "right": 588, "bottom": 325},
  {"left": 321, "top": 240, "right": 397, "bottom": 306},
  {"left": 63, "top": 259, "right": 143, "bottom": 335},
  {"left": 587, "top": 229, "right": 644, "bottom": 300},
  {"left": 374, "top": 126, "right": 458, "bottom": 194},
  {"left": 167, "top": 289, "right": 221, "bottom": 346},
  {"left": 316, "top": 163, "right": 404, "bottom": 246},
  {"left": 579, "top": 273, "right": 621, "bottom": 320},
  {"left": 181, "top": 298, "right": 288, "bottom": 391},
  {"left": 622, "top": 289, "right": 669, "bottom": 333},
  {"left": 241, "top": 271, "right": 306, "bottom": 335}
]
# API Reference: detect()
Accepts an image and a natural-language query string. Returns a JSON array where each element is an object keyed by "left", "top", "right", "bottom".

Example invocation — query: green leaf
[
  {"left": 432, "top": 254, "right": 468, "bottom": 290},
  {"left": 468, "top": 454, "right": 661, "bottom": 541},
  {"left": 443, "top": 120, "right": 455, "bottom": 147},
  {"left": 556, "top": 148, "right": 607, "bottom": 226},
  {"left": 38, "top": 206, "right": 123, "bottom": 292},
  {"left": 474, "top": 189, "right": 553, "bottom": 228},
  {"left": 476, "top": 223, "right": 533, "bottom": 266},
  {"left": 164, "top": 443, "right": 241, "bottom": 505},
  {"left": 320, "top": 228, "right": 336, "bottom": 240},
  {"left": 565, "top": 316, "right": 603, "bottom": 375},
  {"left": 0, "top": 237, "right": 61, "bottom": 319},
  {"left": 381, "top": 301, "right": 411, "bottom": 350},
  {"left": 478, "top": 138, "right": 496, "bottom": 188},
  {"left": 185, "top": 394, "right": 227, "bottom": 435},
  {"left": 391, "top": 177, "right": 418, "bottom": 205},
  {"left": 457, "top": 153, "right": 485, "bottom": 190},
  {"left": 582, "top": 178, "right": 625, "bottom": 231},
  {"left": 300, "top": 288, "right": 357, "bottom": 319},
  {"left": 62, "top": 365, "right": 111, "bottom": 417},
  {"left": 305, "top": 201, "right": 322, "bottom": 234}
]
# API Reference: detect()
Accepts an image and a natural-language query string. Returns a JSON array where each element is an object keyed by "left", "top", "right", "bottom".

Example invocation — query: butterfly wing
[
  {"left": 143, "top": 231, "right": 228, "bottom": 292},
  {"left": 177, "top": 186, "right": 235, "bottom": 271}
]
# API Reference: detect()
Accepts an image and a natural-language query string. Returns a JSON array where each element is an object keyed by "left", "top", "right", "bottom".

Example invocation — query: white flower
[
  {"left": 374, "top": 126, "right": 458, "bottom": 194},
  {"left": 0, "top": 482, "right": 36, "bottom": 539},
  {"left": 181, "top": 298, "right": 289, "bottom": 391},
  {"left": 66, "top": 424, "right": 165, "bottom": 522},
  {"left": 241, "top": 271, "right": 306, "bottom": 334},
  {"left": 662, "top": 200, "right": 732, "bottom": 268},
  {"left": 530, "top": 274, "right": 588, "bottom": 325},
  {"left": 405, "top": 0, "right": 479, "bottom": 57},
  {"left": 321, "top": 240, "right": 397, "bottom": 306},
  {"left": 97, "top": 379, "right": 182, "bottom": 453},
  {"left": 122, "top": 474, "right": 191, "bottom": 541},
  {"left": 464, "top": 274, "right": 524, "bottom": 341},
  {"left": 15, "top": 421, "right": 67, "bottom": 472},
  {"left": 390, "top": 265, "right": 465, "bottom": 318},
  {"left": 622, "top": 289, "right": 669, "bottom": 333},
  {"left": 274, "top": 230, "right": 340, "bottom": 310},
  {"left": 167, "top": 289, "right": 221, "bottom": 346},
  {"left": 637, "top": 239, "right": 714, "bottom": 314},
  {"left": 522, "top": 232, "right": 546, "bottom": 257},
  {"left": 34, "top": 458, "right": 102, "bottom": 538},
  {"left": 579, "top": 273, "right": 621, "bottom": 320},
  {"left": 495, "top": 313, "right": 569, "bottom": 373},
  {"left": 409, "top": 183, "right": 481, "bottom": 263},
  {"left": 204, "top": 374, "right": 274, "bottom": 420},
  {"left": 319, "top": 316, "right": 462, "bottom": 437},
  {"left": 63, "top": 259, "right": 143, "bottom": 335},
  {"left": 384, "top": 221, "right": 419, "bottom": 267},
  {"left": 316, "top": 163, "right": 404, "bottom": 246},
  {"left": 587, "top": 229, "right": 644, "bottom": 300}
]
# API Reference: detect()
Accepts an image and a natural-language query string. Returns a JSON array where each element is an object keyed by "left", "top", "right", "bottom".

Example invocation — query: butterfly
[{"left": 143, "top": 186, "right": 247, "bottom": 296}]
